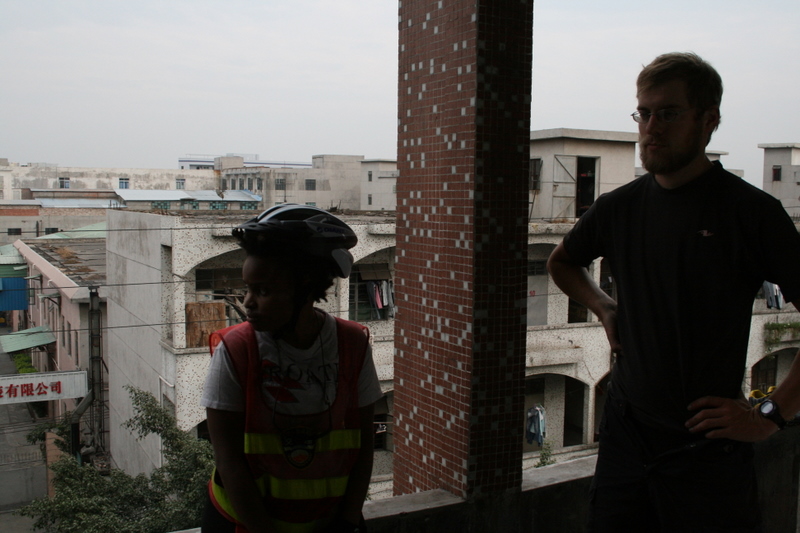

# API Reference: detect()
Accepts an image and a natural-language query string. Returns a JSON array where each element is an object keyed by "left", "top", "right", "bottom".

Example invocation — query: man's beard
[{"left": 639, "top": 135, "right": 703, "bottom": 175}]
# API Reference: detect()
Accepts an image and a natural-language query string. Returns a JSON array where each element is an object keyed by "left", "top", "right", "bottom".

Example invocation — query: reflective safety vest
[{"left": 207, "top": 318, "right": 369, "bottom": 533}]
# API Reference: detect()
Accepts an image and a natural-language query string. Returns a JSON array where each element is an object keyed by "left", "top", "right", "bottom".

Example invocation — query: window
[
  {"left": 152, "top": 201, "right": 171, "bottom": 210},
  {"left": 241, "top": 202, "right": 258, "bottom": 210},
  {"left": 45, "top": 228, "right": 59, "bottom": 235},
  {"left": 773, "top": 165, "right": 782, "bottom": 182},
  {"left": 368, "top": 194, "right": 373, "bottom": 206},
  {"left": 257, "top": 178, "right": 263, "bottom": 190},
  {"left": 568, "top": 298, "right": 589, "bottom": 323},
  {"left": 238, "top": 178, "right": 245, "bottom": 190},
  {"left": 529, "top": 158, "right": 543, "bottom": 190},
  {"left": 58, "top": 177, "right": 70, "bottom": 189},
  {"left": 7, "top": 228, "right": 21, "bottom": 236},
  {"left": 275, "top": 178, "right": 286, "bottom": 190},
  {"left": 305, "top": 202, "right": 317, "bottom": 207},
  {"left": 176, "top": 178, "right": 186, "bottom": 190},
  {"left": 751, "top": 355, "right": 777, "bottom": 393},
  {"left": 247, "top": 178, "right": 253, "bottom": 191},
  {"left": 349, "top": 264, "right": 393, "bottom": 321},
  {"left": 209, "top": 201, "right": 228, "bottom": 210},
  {"left": 527, "top": 260, "right": 546, "bottom": 276},
  {"left": 196, "top": 268, "right": 244, "bottom": 291},
  {"left": 368, "top": 171, "right": 373, "bottom": 182},
  {"left": 600, "top": 258, "right": 616, "bottom": 300},
  {"left": 220, "top": 179, "right": 227, "bottom": 191},
  {"left": 180, "top": 200, "right": 199, "bottom": 210},
  {"left": 118, "top": 177, "right": 129, "bottom": 189},
  {"left": 305, "top": 179, "right": 316, "bottom": 191}
]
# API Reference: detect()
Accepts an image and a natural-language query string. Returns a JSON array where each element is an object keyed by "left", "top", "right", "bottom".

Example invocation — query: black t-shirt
[{"left": 564, "top": 162, "right": 800, "bottom": 432}]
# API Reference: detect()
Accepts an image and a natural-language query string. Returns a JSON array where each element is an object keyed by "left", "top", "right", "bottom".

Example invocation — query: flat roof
[
  {"left": 758, "top": 143, "right": 800, "bottom": 149},
  {"left": 530, "top": 128, "right": 639, "bottom": 143}
]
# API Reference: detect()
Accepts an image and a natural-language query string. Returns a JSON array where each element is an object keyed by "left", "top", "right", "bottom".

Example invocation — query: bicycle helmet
[{"left": 232, "top": 204, "right": 358, "bottom": 278}]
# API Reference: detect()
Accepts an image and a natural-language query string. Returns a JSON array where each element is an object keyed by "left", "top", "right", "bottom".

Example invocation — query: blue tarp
[{"left": 0, "top": 277, "right": 28, "bottom": 311}]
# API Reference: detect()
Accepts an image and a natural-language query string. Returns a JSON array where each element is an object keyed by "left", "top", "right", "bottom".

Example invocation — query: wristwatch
[{"left": 758, "top": 399, "right": 787, "bottom": 430}]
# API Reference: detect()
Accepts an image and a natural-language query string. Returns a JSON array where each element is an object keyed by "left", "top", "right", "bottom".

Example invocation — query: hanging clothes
[
  {"left": 526, "top": 407, "right": 538, "bottom": 444},
  {"left": 763, "top": 281, "right": 784, "bottom": 309},
  {"left": 526, "top": 405, "right": 547, "bottom": 446}
]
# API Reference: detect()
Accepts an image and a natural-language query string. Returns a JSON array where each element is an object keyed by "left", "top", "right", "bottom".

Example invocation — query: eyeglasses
[{"left": 631, "top": 108, "right": 691, "bottom": 124}]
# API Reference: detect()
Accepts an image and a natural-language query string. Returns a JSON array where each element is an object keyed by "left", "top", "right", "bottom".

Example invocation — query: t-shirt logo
[{"left": 280, "top": 430, "right": 318, "bottom": 468}]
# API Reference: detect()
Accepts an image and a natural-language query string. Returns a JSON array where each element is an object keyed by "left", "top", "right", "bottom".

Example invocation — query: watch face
[{"left": 761, "top": 401, "right": 775, "bottom": 415}]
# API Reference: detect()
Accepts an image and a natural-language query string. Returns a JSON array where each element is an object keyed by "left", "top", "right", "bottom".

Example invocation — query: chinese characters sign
[{"left": 0, "top": 371, "right": 88, "bottom": 405}]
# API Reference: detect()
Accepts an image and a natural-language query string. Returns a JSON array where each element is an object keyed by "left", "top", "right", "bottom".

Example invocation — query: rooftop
[
  {"left": 27, "top": 239, "right": 106, "bottom": 286},
  {"left": 530, "top": 128, "right": 639, "bottom": 143}
]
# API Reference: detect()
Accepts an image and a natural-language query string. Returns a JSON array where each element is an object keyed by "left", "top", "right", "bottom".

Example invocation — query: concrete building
[
  {"left": 114, "top": 189, "right": 261, "bottom": 212},
  {"left": 528, "top": 128, "right": 639, "bottom": 221},
  {"left": 760, "top": 143, "right": 800, "bottom": 220},
  {"left": 0, "top": 159, "right": 217, "bottom": 200},
  {"left": 101, "top": 206, "right": 799, "bottom": 491},
  {"left": 220, "top": 154, "right": 367, "bottom": 211},
  {"left": 178, "top": 153, "right": 311, "bottom": 171},
  {"left": 361, "top": 159, "right": 399, "bottom": 211},
  {"left": 12, "top": 226, "right": 109, "bottom": 451}
]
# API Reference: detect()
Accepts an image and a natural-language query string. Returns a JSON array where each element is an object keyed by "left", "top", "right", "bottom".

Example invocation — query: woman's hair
[{"left": 236, "top": 232, "right": 337, "bottom": 303}]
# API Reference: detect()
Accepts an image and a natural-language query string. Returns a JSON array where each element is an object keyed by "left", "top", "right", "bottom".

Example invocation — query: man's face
[
  {"left": 241, "top": 255, "right": 297, "bottom": 333},
  {"left": 637, "top": 79, "right": 718, "bottom": 177}
]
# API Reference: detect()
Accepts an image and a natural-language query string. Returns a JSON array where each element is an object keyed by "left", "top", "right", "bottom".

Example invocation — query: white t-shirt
[{"left": 201, "top": 312, "right": 383, "bottom": 416}]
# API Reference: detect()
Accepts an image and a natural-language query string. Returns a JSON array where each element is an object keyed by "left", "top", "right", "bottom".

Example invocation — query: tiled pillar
[{"left": 393, "top": 0, "right": 533, "bottom": 499}]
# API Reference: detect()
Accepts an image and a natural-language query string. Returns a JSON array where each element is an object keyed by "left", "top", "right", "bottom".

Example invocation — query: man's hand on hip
[{"left": 685, "top": 396, "right": 779, "bottom": 442}]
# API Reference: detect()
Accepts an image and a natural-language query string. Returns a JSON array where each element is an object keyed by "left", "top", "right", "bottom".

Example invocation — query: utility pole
[
  {"left": 88, "top": 286, "right": 105, "bottom": 454},
  {"left": 72, "top": 287, "right": 106, "bottom": 463}
]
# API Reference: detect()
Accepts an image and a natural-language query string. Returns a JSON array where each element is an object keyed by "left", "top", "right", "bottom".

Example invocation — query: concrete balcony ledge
[
  {"left": 171, "top": 457, "right": 597, "bottom": 533},
  {"left": 366, "top": 456, "right": 596, "bottom": 532}
]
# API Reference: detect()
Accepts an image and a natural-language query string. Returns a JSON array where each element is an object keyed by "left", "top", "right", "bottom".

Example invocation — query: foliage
[
  {"left": 13, "top": 351, "right": 37, "bottom": 373},
  {"left": 764, "top": 321, "right": 800, "bottom": 350},
  {"left": 17, "top": 386, "right": 214, "bottom": 533},
  {"left": 26, "top": 414, "right": 73, "bottom": 454},
  {"left": 534, "top": 440, "right": 556, "bottom": 468}
]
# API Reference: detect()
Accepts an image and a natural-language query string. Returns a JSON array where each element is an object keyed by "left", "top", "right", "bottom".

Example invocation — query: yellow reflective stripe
[
  {"left": 210, "top": 467, "right": 241, "bottom": 522},
  {"left": 266, "top": 474, "right": 350, "bottom": 500},
  {"left": 244, "top": 432, "right": 283, "bottom": 454},
  {"left": 244, "top": 428, "right": 361, "bottom": 455}
]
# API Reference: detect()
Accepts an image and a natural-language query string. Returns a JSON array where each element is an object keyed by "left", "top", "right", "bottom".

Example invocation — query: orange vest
[{"left": 207, "top": 318, "right": 369, "bottom": 533}]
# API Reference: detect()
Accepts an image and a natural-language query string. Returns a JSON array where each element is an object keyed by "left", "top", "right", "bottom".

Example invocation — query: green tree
[{"left": 18, "top": 386, "right": 214, "bottom": 533}]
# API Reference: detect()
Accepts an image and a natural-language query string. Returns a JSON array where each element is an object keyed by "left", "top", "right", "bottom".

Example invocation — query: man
[{"left": 547, "top": 52, "right": 800, "bottom": 532}]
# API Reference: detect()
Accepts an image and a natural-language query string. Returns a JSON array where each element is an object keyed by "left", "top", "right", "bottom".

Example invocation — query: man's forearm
[
  {"left": 766, "top": 347, "right": 800, "bottom": 424},
  {"left": 547, "top": 243, "right": 616, "bottom": 318}
]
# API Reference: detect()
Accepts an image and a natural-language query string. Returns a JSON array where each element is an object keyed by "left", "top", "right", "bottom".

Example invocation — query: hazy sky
[{"left": 2, "top": 0, "right": 798, "bottom": 187}]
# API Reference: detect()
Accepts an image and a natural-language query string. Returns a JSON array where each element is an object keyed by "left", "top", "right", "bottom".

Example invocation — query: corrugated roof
[
  {"left": 115, "top": 189, "right": 193, "bottom": 201},
  {"left": 222, "top": 191, "right": 261, "bottom": 202},
  {"left": 190, "top": 190, "right": 260, "bottom": 202},
  {"left": 0, "top": 244, "right": 25, "bottom": 265},
  {"left": 38, "top": 198, "right": 121, "bottom": 209},
  {"left": 0, "top": 200, "right": 42, "bottom": 206},
  {"left": 0, "top": 326, "right": 55, "bottom": 353},
  {"left": 27, "top": 239, "right": 107, "bottom": 286},
  {"left": 34, "top": 222, "right": 107, "bottom": 240},
  {"left": 114, "top": 189, "right": 260, "bottom": 203}
]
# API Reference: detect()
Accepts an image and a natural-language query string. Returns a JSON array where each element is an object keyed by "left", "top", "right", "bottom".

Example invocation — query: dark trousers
[
  {"left": 587, "top": 395, "right": 762, "bottom": 533},
  {"left": 201, "top": 495, "right": 236, "bottom": 533}
]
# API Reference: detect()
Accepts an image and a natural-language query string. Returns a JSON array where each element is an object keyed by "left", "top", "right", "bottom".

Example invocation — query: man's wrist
[{"left": 757, "top": 399, "right": 787, "bottom": 430}]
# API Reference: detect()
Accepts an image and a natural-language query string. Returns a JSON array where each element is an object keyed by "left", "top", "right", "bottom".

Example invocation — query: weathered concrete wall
[
  {"left": 365, "top": 457, "right": 595, "bottom": 533},
  {"left": 106, "top": 210, "right": 171, "bottom": 475},
  {"left": 2, "top": 163, "right": 216, "bottom": 199}
]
